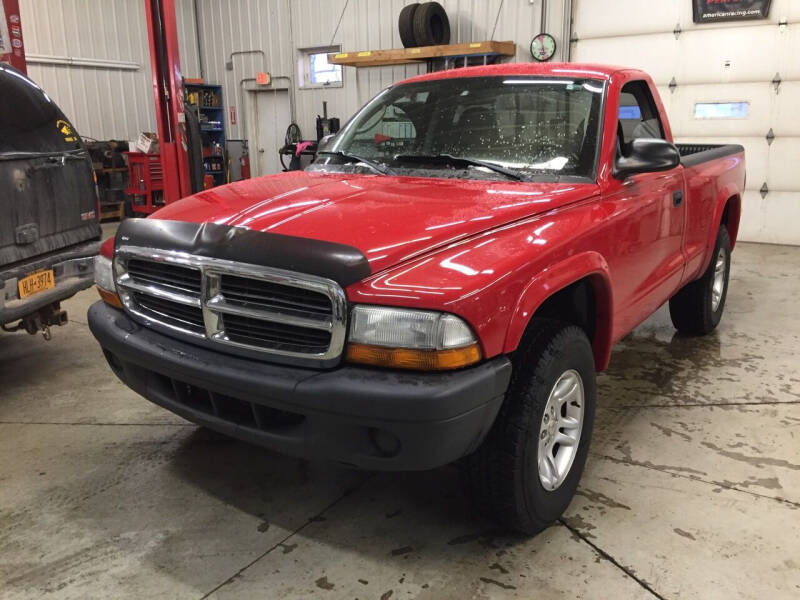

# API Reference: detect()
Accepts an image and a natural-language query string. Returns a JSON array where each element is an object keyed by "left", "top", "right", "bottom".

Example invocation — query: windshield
[{"left": 312, "top": 75, "right": 605, "bottom": 181}]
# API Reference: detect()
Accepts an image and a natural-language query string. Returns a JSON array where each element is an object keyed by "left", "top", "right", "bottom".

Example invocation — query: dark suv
[{"left": 0, "top": 63, "right": 100, "bottom": 338}]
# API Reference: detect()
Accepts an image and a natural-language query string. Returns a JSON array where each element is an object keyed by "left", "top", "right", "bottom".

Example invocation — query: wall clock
[{"left": 530, "top": 33, "right": 557, "bottom": 61}]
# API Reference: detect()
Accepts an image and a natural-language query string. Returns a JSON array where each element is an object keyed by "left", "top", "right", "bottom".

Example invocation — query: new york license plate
[{"left": 18, "top": 269, "right": 55, "bottom": 299}]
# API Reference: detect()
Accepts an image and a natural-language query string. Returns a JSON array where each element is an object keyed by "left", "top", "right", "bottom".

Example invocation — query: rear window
[{"left": 0, "top": 65, "right": 82, "bottom": 153}]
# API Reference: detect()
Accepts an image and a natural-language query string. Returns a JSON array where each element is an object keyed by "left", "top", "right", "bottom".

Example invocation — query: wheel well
[
  {"left": 533, "top": 278, "right": 597, "bottom": 345},
  {"left": 720, "top": 195, "right": 741, "bottom": 247}
]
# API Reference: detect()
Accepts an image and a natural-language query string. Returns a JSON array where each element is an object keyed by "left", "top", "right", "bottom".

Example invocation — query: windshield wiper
[
  {"left": 393, "top": 153, "right": 529, "bottom": 181},
  {"left": 318, "top": 151, "right": 395, "bottom": 175}
]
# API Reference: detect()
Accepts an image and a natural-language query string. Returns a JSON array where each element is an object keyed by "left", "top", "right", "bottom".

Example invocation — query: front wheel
[
  {"left": 669, "top": 225, "right": 731, "bottom": 335},
  {"left": 463, "top": 320, "right": 596, "bottom": 534}
]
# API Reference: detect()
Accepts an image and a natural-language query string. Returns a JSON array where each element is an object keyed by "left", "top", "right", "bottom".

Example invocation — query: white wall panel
[
  {"left": 668, "top": 84, "right": 771, "bottom": 138},
  {"left": 772, "top": 82, "right": 800, "bottom": 136},
  {"left": 739, "top": 191, "right": 800, "bottom": 246},
  {"left": 19, "top": 0, "right": 155, "bottom": 141},
  {"left": 19, "top": 0, "right": 200, "bottom": 141},
  {"left": 571, "top": 33, "right": 676, "bottom": 84},
  {"left": 573, "top": 0, "right": 677, "bottom": 39},
  {"left": 176, "top": 0, "right": 201, "bottom": 79},
  {"left": 677, "top": 26, "right": 796, "bottom": 85},
  {"left": 574, "top": 0, "right": 800, "bottom": 37},
  {"left": 572, "top": 0, "right": 800, "bottom": 245},
  {"left": 195, "top": 0, "right": 295, "bottom": 140},
  {"left": 766, "top": 138, "right": 800, "bottom": 193}
]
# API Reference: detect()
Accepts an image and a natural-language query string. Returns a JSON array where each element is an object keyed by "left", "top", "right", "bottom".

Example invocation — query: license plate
[{"left": 18, "top": 269, "right": 55, "bottom": 299}]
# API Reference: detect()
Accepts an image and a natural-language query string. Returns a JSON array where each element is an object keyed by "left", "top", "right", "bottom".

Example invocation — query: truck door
[
  {"left": 0, "top": 64, "right": 100, "bottom": 270},
  {"left": 604, "top": 80, "right": 686, "bottom": 335}
]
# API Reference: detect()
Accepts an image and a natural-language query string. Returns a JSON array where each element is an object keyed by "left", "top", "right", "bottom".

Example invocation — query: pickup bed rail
[{"left": 676, "top": 143, "right": 745, "bottom": 167}]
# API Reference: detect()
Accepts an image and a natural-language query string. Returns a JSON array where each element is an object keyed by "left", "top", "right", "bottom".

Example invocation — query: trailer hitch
[{"left": 2, "top": 303, "right": 69, "bottom": 340}]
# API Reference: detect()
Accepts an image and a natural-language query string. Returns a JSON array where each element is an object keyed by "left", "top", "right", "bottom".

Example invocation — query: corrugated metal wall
[
  {"left": 18, "top": 0, "right": 200, "bottom": 141},
  {"left": 195, "top": 0, "right": 570, "bottom": 141},
  {"left": 18, "top": 0, "right": 570, "bottom": 157}
]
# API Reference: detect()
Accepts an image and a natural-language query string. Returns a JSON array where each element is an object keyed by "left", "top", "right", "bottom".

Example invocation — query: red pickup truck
[{"left": 89, "top": 63, "right": 744, "bottom": 533}]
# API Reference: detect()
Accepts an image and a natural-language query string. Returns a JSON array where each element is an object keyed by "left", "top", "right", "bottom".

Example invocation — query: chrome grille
[
  {"left": 127, "top": 259, "right": 202, "bottom": 296},
  {"left": 223, "top": 313, "right": 331, "bottom": 354},
  {"left": 132, "top": 292, "right": 205, "bottom": 334},
  {"left": 114, "top": 246, "right": 347, "bottom": 365},
  {"left": 220, "top": 274, "right": 332, "bottom": 317}
]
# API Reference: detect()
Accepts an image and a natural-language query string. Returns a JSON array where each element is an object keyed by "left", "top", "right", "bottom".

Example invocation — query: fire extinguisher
[{"left": 240, "top": 147, "right": 251, "bottom": 180}]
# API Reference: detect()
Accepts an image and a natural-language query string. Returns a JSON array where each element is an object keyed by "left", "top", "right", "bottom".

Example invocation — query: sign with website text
[{"left": 693, "top": 0, "right": 772, "bottom": 23}]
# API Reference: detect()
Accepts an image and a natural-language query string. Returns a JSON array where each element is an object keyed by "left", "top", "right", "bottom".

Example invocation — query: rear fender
[
  {"left": 503, "top": 251, "right": 614, "bottom": 371},
  {"left": 699, "top": 186, "right": 741, "bottom": 274}
]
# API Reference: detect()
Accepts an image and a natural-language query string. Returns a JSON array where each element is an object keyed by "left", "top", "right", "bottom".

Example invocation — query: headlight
[
  {"left": 94, "top": 255, "right": 122, "bottom": 309},
  {"left": 346, "top": 306, "right": 481, "bottom": 370}
]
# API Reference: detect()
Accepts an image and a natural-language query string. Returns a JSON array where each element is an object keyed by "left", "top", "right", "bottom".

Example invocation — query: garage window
[
  {"left": 694, "top": 102, "right": 749, "bottom": 119},
  {"left": 297, "top": 46, "right": 343, "bottom": 89}
]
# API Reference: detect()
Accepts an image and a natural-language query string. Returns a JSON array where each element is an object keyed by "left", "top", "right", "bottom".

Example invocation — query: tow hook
[{"left": 41, "top": 325, "right": 52, "bottom": 341}]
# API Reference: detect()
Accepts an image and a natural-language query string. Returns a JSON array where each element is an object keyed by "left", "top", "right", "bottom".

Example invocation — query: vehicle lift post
[
  {"left": 0, "top": 0, "right": 27, "bottom": 73},
  {"left": 143, "top": 0, "right": 192, "bottom": 203}
]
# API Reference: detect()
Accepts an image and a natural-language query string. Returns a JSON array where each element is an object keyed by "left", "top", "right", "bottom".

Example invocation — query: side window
[
  {"left": 618, "top": 81, "right": 664, "bottom": 149},
  {"left": 348, "top": 94, "right": 428, "bottom": 157}
]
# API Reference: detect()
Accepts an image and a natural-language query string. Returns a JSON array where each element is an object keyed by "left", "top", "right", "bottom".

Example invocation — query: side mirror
[
  {"left": 317, "top": 133, "right": 337, "bottom": 152},
  {"left": 614, "top": 138, "right": 680, "bottom": 179}
]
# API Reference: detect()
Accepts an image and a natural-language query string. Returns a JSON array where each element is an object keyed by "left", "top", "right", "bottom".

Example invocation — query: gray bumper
[
  {"left": 89, "top": 301, "right": 512, "bottom": 471},
  {"left": 1, "top": 240, "right": 100, "bottom": 324}
]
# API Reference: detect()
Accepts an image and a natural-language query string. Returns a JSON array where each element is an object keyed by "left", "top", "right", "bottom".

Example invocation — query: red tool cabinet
[{"left": 124, "top": 152, "right": 166, "bottom": 215}]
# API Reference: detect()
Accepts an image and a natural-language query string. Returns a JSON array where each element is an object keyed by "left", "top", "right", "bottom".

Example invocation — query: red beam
[
  {"left": 1, "top": 0, "right": 27, "bottom": 73},
  {"left": 144, "top": 0, "right": 192, "bottom": 203}
]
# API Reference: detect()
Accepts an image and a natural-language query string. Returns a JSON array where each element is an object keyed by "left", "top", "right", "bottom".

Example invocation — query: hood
[{"left": 152, "top": 171, "right": 597, "bottom": 273}]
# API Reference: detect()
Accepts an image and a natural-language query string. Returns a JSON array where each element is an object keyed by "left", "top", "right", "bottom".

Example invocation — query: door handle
[{"left": 673, "top": 190, "right": 683, "bottom": 207}]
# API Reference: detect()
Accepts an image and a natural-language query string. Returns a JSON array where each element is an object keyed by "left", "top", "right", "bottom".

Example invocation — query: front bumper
[
  {"left": 1, "top": 240, "right": 100, "bottom": 324},
  {"left": 88, "top": 301, "right": 512, "bottom": 470}
]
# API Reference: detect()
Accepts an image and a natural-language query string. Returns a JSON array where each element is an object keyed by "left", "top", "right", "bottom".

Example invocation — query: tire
[
  {"left": 399, "top": 3, "right": 420, "bottom": 48},
  {"left": 463, "top": 320, "right": 596, "bottom": 534},
  {"left": 669, "top": 225, "right": 731, "bottom": 335},
  {"left": 413, "top": 2, "right": 451, "bottom": 46}
]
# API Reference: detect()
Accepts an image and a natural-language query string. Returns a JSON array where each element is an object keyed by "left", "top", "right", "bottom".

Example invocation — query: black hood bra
[{"left": 116, "top": 219, "right": 372, "bottom": 288}]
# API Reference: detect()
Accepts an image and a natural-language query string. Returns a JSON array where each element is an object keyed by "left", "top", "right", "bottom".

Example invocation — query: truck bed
[{"left": 676, "top": 143, "right": 745, "bottom": 167}]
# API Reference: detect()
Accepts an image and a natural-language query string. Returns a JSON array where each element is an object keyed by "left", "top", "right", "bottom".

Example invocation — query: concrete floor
[{"left": 1, "top": 227, "right": 799, "bottom": 599}]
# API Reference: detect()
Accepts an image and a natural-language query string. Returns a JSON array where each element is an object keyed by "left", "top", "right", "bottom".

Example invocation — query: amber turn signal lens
[
  {"left": 346, "top": 343, "right": 481, "bottom": 371},
  {"left": 97, "top": 287, "right": 123, "bottom": 309}
]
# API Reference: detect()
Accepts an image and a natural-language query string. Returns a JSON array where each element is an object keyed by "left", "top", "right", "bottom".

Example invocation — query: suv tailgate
[{"left": 0, "top": 64, "right": 100, "bottom": 269}]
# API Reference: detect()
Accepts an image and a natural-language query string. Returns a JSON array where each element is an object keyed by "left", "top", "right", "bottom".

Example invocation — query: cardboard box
[{"left": 135, "top": 132, "right": 159, "bottom": 154}]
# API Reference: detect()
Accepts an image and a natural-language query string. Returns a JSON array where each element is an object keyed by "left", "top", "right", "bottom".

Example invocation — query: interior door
[{"left": 250, "top": 89, "right": 291, "bottom": 177}]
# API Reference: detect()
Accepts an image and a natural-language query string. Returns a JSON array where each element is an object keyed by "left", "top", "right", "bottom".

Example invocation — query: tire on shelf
[
  {"left": 413, "top": 2, "right": 451, "bottom": 47},
  {"left": 399, "top": 3, "right": 421, "bottom": 48}
]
